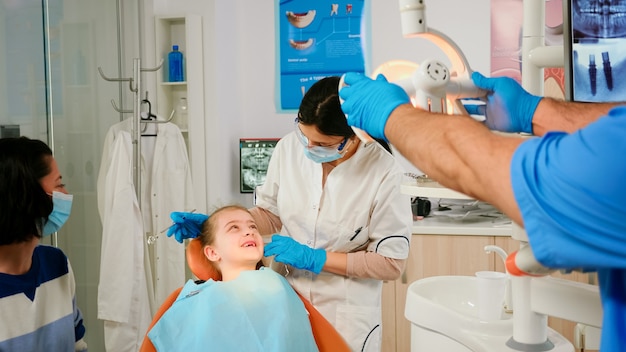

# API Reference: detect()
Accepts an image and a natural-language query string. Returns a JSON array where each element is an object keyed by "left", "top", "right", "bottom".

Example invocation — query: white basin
[{"left": 405, "top": 275, "right": 572, "bottom": 352}]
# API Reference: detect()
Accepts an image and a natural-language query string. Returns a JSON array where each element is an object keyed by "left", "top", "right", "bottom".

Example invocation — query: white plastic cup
[{"left": 475, "top": 271, "right": 507, "bottom": 321}]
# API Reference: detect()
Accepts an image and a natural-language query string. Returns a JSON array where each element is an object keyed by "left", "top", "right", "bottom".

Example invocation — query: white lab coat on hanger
[{"left": 96, "top": 118, "right": 196, "bottom": 352}]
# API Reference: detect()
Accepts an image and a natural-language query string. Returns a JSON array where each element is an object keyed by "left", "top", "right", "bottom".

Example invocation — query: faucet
[{"left": 484, "top": 245, "right": 513, "bottom": 312}]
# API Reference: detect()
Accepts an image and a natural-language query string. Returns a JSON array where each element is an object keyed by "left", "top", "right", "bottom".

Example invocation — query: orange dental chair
[{"left": 140, "top": 238, "right": 350, "bottom": 352}]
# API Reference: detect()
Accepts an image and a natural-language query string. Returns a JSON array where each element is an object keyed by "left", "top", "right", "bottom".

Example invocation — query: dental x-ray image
[
  {"left": 569, "top": 0, "right": 626, "bottom": 102},
  {"left": 239, "top": 139, "right": 279, "bottom": 193}
]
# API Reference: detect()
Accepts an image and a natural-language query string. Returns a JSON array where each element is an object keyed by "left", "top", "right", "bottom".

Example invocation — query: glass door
[{"left": 1, "top": 1, "right": 141, "bottom": 350}]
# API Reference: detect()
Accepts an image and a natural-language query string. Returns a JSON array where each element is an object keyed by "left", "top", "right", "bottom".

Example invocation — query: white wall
[{"left": 152, "top": 0, "right": 492, "bottom": 210}]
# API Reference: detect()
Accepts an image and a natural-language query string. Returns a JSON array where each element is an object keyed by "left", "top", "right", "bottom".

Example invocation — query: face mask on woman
[
  {"left": 295, "top": 121, "right": 351, "bottom": 163},
  {"left": 43, "top": 191, "right": 73, "bottom": 236},
  {"left": 303, "top": 147, "right": 345, "bottom": 163}
]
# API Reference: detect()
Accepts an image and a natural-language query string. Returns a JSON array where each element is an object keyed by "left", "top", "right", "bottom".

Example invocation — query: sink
[{"left": 405, "top": 276, "right": 573, "bottom": 352}]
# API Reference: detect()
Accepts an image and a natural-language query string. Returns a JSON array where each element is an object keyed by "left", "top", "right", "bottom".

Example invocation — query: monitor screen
[
  {"left": 239, "top": 138, "right": 280, "bottom": 193},
  {"left": 564, "top": 0, "right": 626, "bottom": 102}
]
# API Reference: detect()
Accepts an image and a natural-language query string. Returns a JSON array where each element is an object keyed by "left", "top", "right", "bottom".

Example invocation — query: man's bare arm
[
  {"left": 532, "top": 98, "right": 617, "bottom": 136},
  {"left": 385, "top": 104, "right": 525, "bottom": 225}
]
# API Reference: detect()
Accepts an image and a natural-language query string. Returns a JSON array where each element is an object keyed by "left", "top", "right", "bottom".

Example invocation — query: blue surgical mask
[
  {"left": 42, "top": 191, "right": 73, "bottom": 236},
  {"left": 295, "top": 120, "right": 351, "bottom": 163},
  {"left": 303, "top": 147, "right": 344, "bottom": 163}
]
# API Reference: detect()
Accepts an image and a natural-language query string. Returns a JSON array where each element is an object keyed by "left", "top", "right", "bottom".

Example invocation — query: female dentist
[{"left": 251, "top": 76, "right": 413, "bottom": 351}]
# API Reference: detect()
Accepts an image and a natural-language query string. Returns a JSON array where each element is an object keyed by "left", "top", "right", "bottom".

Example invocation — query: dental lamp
[
  {"left": 373, "top": 0, "right": 486, "bottom": 115},
  {"left": 342, "top": 0, "right": 486, "bottom": 145}
]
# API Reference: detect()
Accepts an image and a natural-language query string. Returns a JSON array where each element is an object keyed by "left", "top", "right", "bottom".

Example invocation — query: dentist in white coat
[{"left": 251, "top": 76, "right": 413, "bottom": 352}]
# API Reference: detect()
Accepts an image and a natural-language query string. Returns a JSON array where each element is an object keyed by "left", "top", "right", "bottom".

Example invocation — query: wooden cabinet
[{"left": 382, "top": 234, "right": 597, "bottom": 352}]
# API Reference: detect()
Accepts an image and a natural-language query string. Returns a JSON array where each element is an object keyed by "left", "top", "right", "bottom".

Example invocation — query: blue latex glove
[
  {"left": 470, "top": 72, "right": 542, "bottom": 133},
  {"left": 166, "top": 211, "right": 209, "bottom": 243},
  {"left": 339, "top": 72, "right": 410, "bottom": 142},
  {"left": 263, "top": 234, "right": 327, "bottom": 274}
]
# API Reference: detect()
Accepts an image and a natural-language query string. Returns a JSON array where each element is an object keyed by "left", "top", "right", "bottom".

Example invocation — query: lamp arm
[{"left": 417, "top": 28, "right": 472, "bottom": 80}]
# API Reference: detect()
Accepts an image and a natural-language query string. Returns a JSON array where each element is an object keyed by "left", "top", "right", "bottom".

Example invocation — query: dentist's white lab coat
[
  {"left": 255, "top": 132, "right": 412, "bottom": 352},
  {"left": 97, "top": 118, "right": 195, "bottom": 352}
]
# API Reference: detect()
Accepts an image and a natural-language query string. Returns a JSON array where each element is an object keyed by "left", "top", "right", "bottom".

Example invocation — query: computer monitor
[
  {"left": 564, "top": 0, "right": 626, "bottom": 102},
  {"left": 239, "top": 138, "right": 280, "bottom": 193}
]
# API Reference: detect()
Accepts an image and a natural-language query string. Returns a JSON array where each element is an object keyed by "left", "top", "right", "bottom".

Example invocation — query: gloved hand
[
  {"left": 263, "top": 234, "right": 327, "bottom": 274},
  {"left": 339, "top": 72, "right": 410, "bottom": 142},
  {"left": 166, "top": 211, "right": 209, "bottom": 243},
  {"left": 469, "top": 72, "right": 542, "bottom": 133}
]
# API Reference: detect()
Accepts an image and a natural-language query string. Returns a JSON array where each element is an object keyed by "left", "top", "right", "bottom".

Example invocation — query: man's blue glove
[
  {"left": 469, "top": 72, "right": 542, "bottom": 134},
  {"left": 263, "top": 234, "right": 327, "bottom": 274},
  {"left": 339, "top": 72, "right": 410, "bottom": 142},
  {"left": 166, "top": 211, "right": 209, "bottom": 243}
]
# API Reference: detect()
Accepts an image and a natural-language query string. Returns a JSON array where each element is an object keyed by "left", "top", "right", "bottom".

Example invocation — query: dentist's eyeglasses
[{"left": 294, "top": 118, "right": 349, "bottom": 155}]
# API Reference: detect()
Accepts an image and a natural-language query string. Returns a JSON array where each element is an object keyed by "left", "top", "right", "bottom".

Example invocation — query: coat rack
[{"left": 98, "top": 58, "right": 173, "bottom": 207}]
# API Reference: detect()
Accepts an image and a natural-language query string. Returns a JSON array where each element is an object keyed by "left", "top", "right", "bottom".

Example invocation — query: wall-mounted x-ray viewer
[
  {"left": 0, "top": 125, "right": 20, "bottom": 138},
  {"left": 564, "top": 0, "right": 626, "bottom": 102},
  {"left": 239, "top": 138, "right": 279, "bottom": 193}
]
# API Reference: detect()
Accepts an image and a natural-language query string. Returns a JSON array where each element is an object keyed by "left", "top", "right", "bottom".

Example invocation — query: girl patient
[{"left": 147, "top": 205, "right": 318, "bottom": 352}]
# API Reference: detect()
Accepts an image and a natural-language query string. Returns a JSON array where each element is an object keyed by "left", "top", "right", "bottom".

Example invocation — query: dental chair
[{"left": 140, "top": 238, "right": 350, "bottom": 352}]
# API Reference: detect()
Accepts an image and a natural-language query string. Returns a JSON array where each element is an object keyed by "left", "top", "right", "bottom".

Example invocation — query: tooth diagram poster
[
  {"left": 276, "top": 0, "right": 369, "bottom": 111},
  {"left": 490, "top": 0, "right": 565, "bottom": 99}
]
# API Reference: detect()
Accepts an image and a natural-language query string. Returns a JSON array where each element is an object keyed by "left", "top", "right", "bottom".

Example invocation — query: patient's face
[{"left": 211, "top": 208, "right": 264, "bottom": 266}]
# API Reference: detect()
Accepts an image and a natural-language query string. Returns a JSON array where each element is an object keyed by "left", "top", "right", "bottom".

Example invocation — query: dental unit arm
[{"left": 506, "top": 243, "right": 556, "bottom": 277}]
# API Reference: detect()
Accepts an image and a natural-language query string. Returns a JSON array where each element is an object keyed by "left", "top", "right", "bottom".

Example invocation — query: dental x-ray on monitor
[{"left": 565, "top": 0, "right": 626, "bottom": 102}]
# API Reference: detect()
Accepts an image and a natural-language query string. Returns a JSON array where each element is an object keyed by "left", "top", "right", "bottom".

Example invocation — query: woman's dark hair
[
  {"left": 0, "top": 137, "right": 54, "bottom": 245},
  {"left": 297, "top": 76, "right": 356, "bottom": 138}
]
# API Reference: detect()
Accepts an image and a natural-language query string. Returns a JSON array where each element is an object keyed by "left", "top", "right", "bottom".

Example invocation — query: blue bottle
[{"left": 168, "top": 45, "right": 184, "bottom": 82}]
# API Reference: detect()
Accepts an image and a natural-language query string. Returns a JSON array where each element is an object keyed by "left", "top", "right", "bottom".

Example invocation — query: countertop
[
  {"left": 411, "top": 216, "right": 512, "bottom": 236},
  {"left": 402, "top": 181, "right": 513, "bottom": 236}
]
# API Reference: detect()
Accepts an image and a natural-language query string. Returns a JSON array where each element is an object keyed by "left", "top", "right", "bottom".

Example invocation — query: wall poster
[
  {"left": 276, "top": 0, "right": 369, "bottom": 111},
  {"left": 490, "top": 0, "right": 565, "bottom": 99}
]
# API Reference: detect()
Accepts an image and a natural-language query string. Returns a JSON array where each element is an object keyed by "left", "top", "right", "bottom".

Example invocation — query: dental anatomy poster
[
  {"left": 490, "top": 0, "right": 565, "bottom": 99},
  {"left": 277, "top": 0, "right": 368, "bottom": 111}
]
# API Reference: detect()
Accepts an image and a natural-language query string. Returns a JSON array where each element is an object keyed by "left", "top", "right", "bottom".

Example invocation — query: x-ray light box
[
  {"left": 564, "top": 0, "right": 626, "bottom": 102},
  {"left": 239, "top": 138, "right": 280, "bottom": 193}
]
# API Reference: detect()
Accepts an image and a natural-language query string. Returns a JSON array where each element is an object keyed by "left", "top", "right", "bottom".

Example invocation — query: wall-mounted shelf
[
  {"left": 154, "top": 14, "right": 207, "bottom": 214},
  {"left": 160, "top": 81, "right": 187, "bottom": 86}
]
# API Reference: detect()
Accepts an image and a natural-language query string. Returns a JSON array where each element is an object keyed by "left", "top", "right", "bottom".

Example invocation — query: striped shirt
[{"left": 0, "top": 245, "right": 85, "bottom": 352}]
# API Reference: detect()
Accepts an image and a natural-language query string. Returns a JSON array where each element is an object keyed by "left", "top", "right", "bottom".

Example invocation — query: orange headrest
[{"left": 186, "top": 238, "right": 220, "bottom": 281}]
